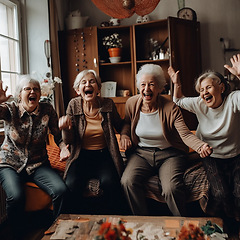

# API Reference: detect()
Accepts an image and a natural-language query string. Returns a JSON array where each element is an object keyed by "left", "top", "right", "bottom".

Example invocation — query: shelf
[
  {"left": 136, "top": 59, "right": 169, "bottom": 64},
  {"left": 224, "top": 48, "right": 240, "bottom": 52},
  {"left": 100, "top": 61, "right": 132, "bottom": 66}
]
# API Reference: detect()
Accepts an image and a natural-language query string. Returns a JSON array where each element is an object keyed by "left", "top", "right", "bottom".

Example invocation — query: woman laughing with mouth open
[
  {"left": 120, "top": 64, "right": 212, "bottom": 217},
  {"left": 59, "top": 69, "right": 129, "bottom": 215},
  {"left": 168, "top": 54, "right": 240, "bottom": 222},
  {"left": 0, "top": 75, "right": 70, "bottom": 238}
]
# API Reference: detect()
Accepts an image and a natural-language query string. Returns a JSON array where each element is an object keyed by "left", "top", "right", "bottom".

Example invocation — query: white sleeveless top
[{"left": 135, "top": 110, "right": 171, "bottom": 149}]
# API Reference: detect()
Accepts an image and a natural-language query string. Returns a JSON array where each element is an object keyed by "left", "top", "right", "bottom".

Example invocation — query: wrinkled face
[
  {"left": 76, "top": 73, "right": 99, "bottom": 102},
  {"left": 199, "top": 78, "right": 225, "bottom": 109},
  {"left": 20, "top": 82, "right": 41, "bottom": 112},
  {"left": 139, "top": 74, "right": 162, "bottom": 105}
]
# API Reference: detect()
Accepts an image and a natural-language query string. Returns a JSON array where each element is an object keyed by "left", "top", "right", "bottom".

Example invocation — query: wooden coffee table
[{"left": 41, "top": 214, "right": 223, "bottom": 240}]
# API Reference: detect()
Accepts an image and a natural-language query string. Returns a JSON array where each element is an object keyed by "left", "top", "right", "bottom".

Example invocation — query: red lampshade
[{"left": 91, "top": 0, "right": 161, "bottom": 19}]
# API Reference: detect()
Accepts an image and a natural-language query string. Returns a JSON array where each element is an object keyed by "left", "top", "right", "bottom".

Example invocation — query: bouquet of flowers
[
  {"left": 94, "top": 220, "right": 132, "bottom": 240},
  {"left": 102, "top": 33, "right": 123, "bottom": 49},
  {"left": 40, "top": 76, "right": 62, "bottom": 102},
  {"left": 177, "top": 223, "right": 206, "bottom": 240}
]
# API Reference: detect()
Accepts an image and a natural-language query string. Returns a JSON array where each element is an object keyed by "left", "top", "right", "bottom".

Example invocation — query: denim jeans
[{"left": 0, "top": 165, "right": 67, "bottom": 232}]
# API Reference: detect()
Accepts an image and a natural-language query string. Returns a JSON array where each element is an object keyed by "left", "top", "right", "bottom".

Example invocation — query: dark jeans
[
  {"left": 0, "top": 165, "right": 67, "bottom": 232},
  {"left": 202, "top": 155, "right": 240, "bottom": 218},
  {"left": 65, "top": 148, "right": 128, "bottom": 214}
]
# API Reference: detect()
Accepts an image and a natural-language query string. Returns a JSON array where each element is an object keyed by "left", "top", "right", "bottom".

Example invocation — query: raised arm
[
  {"left": 0, "top": 81, "right": 12, "bottom": 104},
  {"left": 168, "top": 67, "right": 184, "bottom": 98},
  {"left": 224, "top": 54, "right": 240, "bottom": 80}
]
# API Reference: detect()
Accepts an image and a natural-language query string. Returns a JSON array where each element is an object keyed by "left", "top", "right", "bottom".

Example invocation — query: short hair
[
  {"left": 15, "top": 75, "right": 41, "bottom": 100},
  {"left": 136, "top": 64, "right": 166, "bottom": 90},
  {"left": 195, "top": 70, "right": 230, "bottom": 97},
  {"left": 73, "top": 69, "right": 101, "bottom": 91}
]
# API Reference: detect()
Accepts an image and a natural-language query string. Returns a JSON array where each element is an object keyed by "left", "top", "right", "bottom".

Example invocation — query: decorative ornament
[
  {"left": 73, "top": 30, "right": 88, "bottom": 72},
  {"left": 90, "top": 0, "right": 161, "bottom": 19},
  {"left": 122, "top": 0, "right": 135, "bottom": 10}
]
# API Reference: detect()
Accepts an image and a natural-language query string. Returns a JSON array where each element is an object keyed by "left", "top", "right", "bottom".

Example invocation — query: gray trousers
[{"left": 121, "top": 147, "right": 187, "bottom": 216}]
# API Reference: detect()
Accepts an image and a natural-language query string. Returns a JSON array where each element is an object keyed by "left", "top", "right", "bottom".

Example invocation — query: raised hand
[
  {"left": 224, "top": 54, "right": 240, "bottom": 79},
  {"left": 168, "top": 66, "right": 181, "bottom": 85},
  {"left": 59, "top": 115, "right": 72, "bottom": 130},
  {"left": 0, "top": 80, "right": 12, "bottom": 104}
]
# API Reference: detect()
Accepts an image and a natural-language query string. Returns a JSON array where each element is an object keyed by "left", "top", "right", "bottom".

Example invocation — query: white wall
[
  {"left": 69, "top": 0, "right": 240, "bottom": 75},
  {"left": 25, "top": 0, "right": 50, "bottom": 79}
]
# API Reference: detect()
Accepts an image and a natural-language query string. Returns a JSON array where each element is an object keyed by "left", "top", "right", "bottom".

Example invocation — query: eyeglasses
[{"left": 23, "top": 87, "right": 40, "bottom": 92}]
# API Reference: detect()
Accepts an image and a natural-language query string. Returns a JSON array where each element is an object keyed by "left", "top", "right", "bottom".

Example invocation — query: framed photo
[{"left": 101, "top": 81, "right": 117, "bottom": 97}]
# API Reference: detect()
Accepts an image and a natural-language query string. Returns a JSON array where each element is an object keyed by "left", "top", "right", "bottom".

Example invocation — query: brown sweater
[
  {"left": 121, "top": 94, "right": 206, "bottom": 154},
  {"left": 62, "top": 96, "right": 124, "bottom": 179}
]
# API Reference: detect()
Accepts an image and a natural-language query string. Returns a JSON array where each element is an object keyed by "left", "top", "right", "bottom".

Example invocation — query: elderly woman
[
  {"left": 168, "top": 54, "right": 240, "bottom": 220},
  {"left": 59, "top": 69, "right": 127, "bottom": 214},
  {"left": 0, "top": 75, "right": 69, "bottom": 237},
  {"left": 120, "top": 64, "right": 212, "bottom": 216}
]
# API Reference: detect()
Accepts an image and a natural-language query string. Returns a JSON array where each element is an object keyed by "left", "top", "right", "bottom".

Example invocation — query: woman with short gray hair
[
  {"left": 0, "top": 75, "right": 70, "bottom": 238},
  {"left": 120, "top": 64, "right": 211, "bottom": 216}
]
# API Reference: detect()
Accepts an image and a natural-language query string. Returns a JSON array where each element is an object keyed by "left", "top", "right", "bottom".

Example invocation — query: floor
[
  {"left": 0, "top": 210, "right": 52, "bottom": 240},
  {"left": 0, "top": 204, "right": 239, "bottom": 240}
]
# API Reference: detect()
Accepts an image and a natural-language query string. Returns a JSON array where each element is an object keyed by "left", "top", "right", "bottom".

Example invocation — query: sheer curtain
[{"left": 48, "top": 0, "right": 65, "bottom": 117}]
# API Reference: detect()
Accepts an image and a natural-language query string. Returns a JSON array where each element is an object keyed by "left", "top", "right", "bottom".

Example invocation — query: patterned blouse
[{"left": 0, "top": 101, "right": 62, "bottom": 174}]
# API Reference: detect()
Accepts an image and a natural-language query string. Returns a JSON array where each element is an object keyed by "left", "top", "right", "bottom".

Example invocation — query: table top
[{"left": 42, "top": 214, "right": 223, "bottom": 240}]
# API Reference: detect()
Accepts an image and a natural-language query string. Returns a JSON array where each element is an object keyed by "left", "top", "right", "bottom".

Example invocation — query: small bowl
[{"left": 109, "top": 56, "right": 121, "bottom": 63}]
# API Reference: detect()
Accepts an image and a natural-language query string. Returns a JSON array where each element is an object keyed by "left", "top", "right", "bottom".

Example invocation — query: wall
[
  {"left": 25, "top": 0, "right": 50, "bottom": 79},
  {"left": 68, "top": 0, "right": 240, "bottom": 75}
]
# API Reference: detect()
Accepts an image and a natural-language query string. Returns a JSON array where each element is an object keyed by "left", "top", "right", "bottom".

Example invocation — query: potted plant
[{"left": 102, "top": 33, "right": 123, "bottom": 60}]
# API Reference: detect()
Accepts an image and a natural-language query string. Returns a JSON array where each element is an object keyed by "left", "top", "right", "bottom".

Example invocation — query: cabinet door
[
  {"left": 168, "top": 17, "right": 201, "bottom": 129},
  {"left": 59, "top": 27, "right": 98, "bottom": 106},
  {"left": 168, "top": 17, "right": 201, "bottom": 97}
]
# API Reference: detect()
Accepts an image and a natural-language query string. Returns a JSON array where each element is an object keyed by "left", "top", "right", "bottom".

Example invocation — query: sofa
[{"left": 24, "top": 133, "right": 210, "bottom": 215}]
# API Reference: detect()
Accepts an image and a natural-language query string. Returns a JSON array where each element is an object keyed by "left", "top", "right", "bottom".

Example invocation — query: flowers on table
[
  {"left": 177, "top": 223, "right": 205, "bottom": 240},
  {"left": 102, "top": 33, "right": 123, "bottom": 49},
  {"left": 94, "top": 220, "right": 132, "bottom": 240}
]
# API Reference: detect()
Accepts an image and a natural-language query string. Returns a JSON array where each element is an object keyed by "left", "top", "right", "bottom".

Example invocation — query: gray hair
[
  {"left": 15, "top": 75, "right": 41, "bottom": 101},
  {"left": 136, "top": 64, "right": 166, "bottom": 90},
  {"left": 195, "top": 70, "right": 230, "bottom": 97},
  {"left": 73, "top": 69, "right": 101, "bottom": 91}
]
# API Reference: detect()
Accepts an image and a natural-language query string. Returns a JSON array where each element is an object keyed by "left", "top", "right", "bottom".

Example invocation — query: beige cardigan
[{"left": 121, "top": 94, "right": 206, "bottom": 154}]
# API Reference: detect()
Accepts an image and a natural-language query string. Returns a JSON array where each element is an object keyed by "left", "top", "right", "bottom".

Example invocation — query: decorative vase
[{"left": 108, "top": 47, "right": 122, "bottom": 57}]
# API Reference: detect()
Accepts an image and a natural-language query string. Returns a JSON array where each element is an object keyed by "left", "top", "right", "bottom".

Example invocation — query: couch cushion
[{"left": 47, "top": 144, "right": 66, "bottom": 172}]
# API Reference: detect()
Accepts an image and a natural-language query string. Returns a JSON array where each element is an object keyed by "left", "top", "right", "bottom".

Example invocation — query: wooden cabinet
[{"left": 59, "top": 17, "right": 201, "bottom": 129}]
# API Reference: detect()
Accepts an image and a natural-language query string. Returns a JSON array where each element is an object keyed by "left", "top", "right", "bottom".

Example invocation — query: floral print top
[{"left": 0, "top": 101, "right": 62, "bottom": 174}]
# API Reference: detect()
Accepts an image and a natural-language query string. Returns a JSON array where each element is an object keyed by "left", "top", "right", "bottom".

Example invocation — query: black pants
[
  {"left": 64, "top": 148, "right": 128, "bottom": 214},
  {"left": 202, "top": 154, "right": 240, "bottom": 218}
]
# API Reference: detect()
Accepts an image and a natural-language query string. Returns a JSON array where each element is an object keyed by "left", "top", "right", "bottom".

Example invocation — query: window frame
[{"left": 0, "top": 0, "right": 27, "bottom": 96}]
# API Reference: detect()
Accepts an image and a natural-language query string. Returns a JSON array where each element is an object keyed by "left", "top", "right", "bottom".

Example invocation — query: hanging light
[{"left": 44, "top": 40, "right": 51, "bottom": 68}]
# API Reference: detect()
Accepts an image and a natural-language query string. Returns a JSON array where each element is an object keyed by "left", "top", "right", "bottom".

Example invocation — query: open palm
[{"left": 224, "top": 54, "right": 240, "bottom": 78}]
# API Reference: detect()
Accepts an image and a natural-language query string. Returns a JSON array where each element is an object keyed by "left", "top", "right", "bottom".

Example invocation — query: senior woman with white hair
[
  {"left": 0, "top": 75, "right": 70, "bottom": 238},
  {"left": 59, "top": 69, "right": 128, "bottom": 215},
  {"left": 120, "top": 64, "right": 212, "bottom": 216}
]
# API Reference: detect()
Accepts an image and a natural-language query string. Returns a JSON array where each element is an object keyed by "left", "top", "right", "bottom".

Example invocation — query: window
[{"left": 0, "top": 0, "right": 22, "bottom": 95}]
